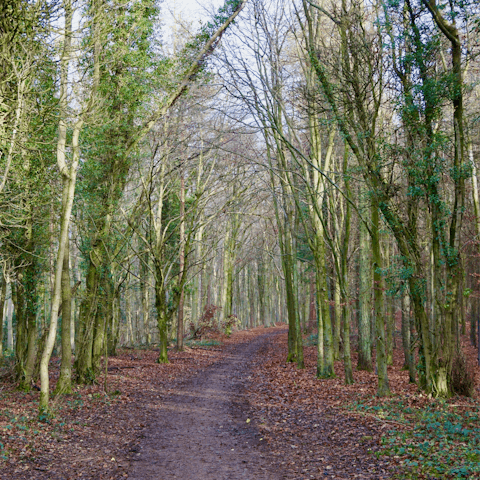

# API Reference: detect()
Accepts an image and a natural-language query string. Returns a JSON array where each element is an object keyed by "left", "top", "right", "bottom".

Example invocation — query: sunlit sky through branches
[{"left": 161, "top": 0, "right": 224, "bottom": 49}]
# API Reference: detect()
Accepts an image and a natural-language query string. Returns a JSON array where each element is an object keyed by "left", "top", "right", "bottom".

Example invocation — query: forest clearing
[{"left": 1, "top": 0, "right": 480, "bottom": 478}]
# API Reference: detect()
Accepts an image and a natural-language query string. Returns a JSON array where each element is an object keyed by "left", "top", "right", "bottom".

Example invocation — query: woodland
[{"left": 1, "top": 0, "right": 480, "bottom": 478}]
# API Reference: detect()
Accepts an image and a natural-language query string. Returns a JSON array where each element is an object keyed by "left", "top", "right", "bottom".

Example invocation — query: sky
[{"left": 161, "top": 0, "right": 224, "bottom": 32}]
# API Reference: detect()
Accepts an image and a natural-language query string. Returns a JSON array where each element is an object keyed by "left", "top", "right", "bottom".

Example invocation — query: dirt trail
[{"left": 127, "top": 332, "right": 283, "bottom": 480}]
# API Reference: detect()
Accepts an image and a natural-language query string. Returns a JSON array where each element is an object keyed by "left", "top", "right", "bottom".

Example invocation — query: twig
[{"left": 347, "top": 411, "right": 414, "bottom": 430}]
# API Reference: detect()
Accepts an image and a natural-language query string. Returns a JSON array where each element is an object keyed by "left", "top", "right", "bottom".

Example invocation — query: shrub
[
  {"left": 189, "top": 304, "right": 221, "bottom": 339},
  {"left": 222, "top": 314, "right": 240, "bottom": 336}
]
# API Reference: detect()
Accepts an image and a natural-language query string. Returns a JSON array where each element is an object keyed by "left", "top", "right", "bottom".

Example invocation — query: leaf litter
[{"left": 0, "top": 324, "right": 479, "bottom": 479}]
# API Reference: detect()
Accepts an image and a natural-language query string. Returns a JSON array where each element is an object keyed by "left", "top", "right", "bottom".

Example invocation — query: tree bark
[
  {"left": 177, "top": 174, "right": 185, "bottom": 350},
  {"left": 357, "top": 188, "right": 372, "bottom": 371},
  {"left": 372, "top": 200, "right": 390, "bottom": 397},
  {"left": 54, "top": 239, "right": 73, "bottom": 395},
  {"left": 0, "top": 272, "right": 6, "bottom": 360},
  {"left": 401, "top": 287, "right": 416, "bottom": 383}
]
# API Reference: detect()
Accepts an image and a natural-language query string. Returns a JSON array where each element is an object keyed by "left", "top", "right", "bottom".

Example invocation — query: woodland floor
[{"left": 0, "top": 324, "right": 479, "bottom": 479}]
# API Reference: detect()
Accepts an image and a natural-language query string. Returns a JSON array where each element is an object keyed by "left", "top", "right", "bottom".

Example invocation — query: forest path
[{"left": 127, "top": 331, "right": 282, "bottom": 480}]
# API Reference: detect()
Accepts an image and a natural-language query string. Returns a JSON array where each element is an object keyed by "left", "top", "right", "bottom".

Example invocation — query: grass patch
[
  {"left": 185, "top": 339, "right": 223, "bottom": 348},
  {"left": 351, "top": 398, "right": 480, "bottom": 478}
]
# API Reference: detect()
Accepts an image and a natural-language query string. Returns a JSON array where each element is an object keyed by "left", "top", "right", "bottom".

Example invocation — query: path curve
[{"left": 128, "top": 332, "right": 283, "bottom": 480}]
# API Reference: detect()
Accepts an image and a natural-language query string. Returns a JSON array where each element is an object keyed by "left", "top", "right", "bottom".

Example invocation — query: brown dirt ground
[
  {"left": 128, "top": 329, "right": 283, "bottom": 480},
  {"left": 244, "top": 326, "right": 480, "bottom": 480},
  {"left": 2, "top": 324, "right": 477, "bottom": 479},
  {"left": 0, "top": 332, "right": 230, "bottom": 479}
]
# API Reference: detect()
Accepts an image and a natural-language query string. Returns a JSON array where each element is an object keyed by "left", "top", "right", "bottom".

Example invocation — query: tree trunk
[
  {"left": 385, "top": 239, "right": 394, "bottom": 366},
  {"left": 372, "top": 201, "right": 390, "bottom": 397},
  {"left": 177, "top": 174, "right": 185, "bottom": 350},
  {"left": 292, "top": 253, "right": 304, "bottom": 369},
  {"left": 308, "top": 272, "right": 316, "bottom": 333},
  {"left": 6, "top": 293, "right": 13, "bottom": 351},
  {"left": 40, "top": 135, "right": 81, "bottom": 410},
  {"left": 422, "top": 0, "right": 467, "bottom": 397},
  {"left": 357, "top": 189, "right": 373, "bottom": 371},
  {"left": 155, "top": 260, "right": 169, "bottom": 364},
  {"left": 126, "top": 278, "right": 134, "bottom": 346},
  {"left": 75, "top": 262, "right": 97, "bottom": 382},
  {"left": 54, "top": 239, "right": 73, "bottom": 395},
  {"left": 14, "top": 255, "right": 38, "bottom": 391},
  {"left": 248, "top": 265, "right": 256, "bottom": 328},
  {"left": 314, "top": 236, "right": 334, "bottom": 377},
  {"left": 401, "top": 287, "right": 415, "bottom": 383},
  {"left": 139, "top": 246, "right": 148, "bottom": 346},
  {"left": 257, "top": 255, "right": 266, "bottom": 327},
  {"left": 343, "top": 302, "right": 354, "bottom": 385},
  {"left": 334, "top": 272, "right": 342, "bottom": 360},
  {"left": 0, "top": 273, "right": 6, "bottom": 359},
  {"left": 471, "top": 295, "right": 477, "bottom": 349}
]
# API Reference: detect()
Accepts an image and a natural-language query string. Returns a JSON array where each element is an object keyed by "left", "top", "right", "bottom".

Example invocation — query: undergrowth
[
  {"left": 350, "top": 398, "right": 480, "bottom": 479},
  {"left": 185, "top": 339, "right": 223, "bottom": 348}
]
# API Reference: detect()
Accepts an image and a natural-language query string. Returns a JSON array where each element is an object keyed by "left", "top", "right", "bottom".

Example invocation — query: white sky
[{"left": 161, "top": 0, "right": 224, "bottom": 33}]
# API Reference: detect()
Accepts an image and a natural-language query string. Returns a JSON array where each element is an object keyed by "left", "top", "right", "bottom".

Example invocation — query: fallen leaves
[
  {"left": 244, "top": 326, "right": 480, "bottom": 479},
  {"left": 1, "top": 324, "right": 479, "bottom": 479},
  {"left": 0, "top": 339, "right": 229, "bottom": 479}
]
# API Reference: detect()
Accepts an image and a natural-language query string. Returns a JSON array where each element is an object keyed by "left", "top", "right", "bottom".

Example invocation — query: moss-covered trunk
[
  {"left": 372, "top": 200, "right": 390, "bottom": 397},
  {"left": 155, "top": 260, "right": 169, "bottom": 364},
  {"left": 14, "top": 253, "right": 38, "bottom": 391},
  {"left": 401, "top": 287, "right": 415, "bottom": 383},
  {"left": 314, "top": 236, "right": 334, "bottom": 378},
  {"left": 54, "top": 239, "right": 72, "bottom": 395},
  {"left": 75, "top": 261, "right": 98, "bottom": 383},
  {"left": 357, "top": 189, "right": 372, "bottom": 372}
]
